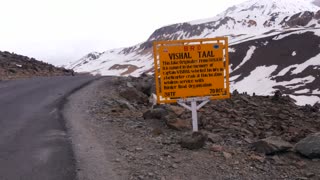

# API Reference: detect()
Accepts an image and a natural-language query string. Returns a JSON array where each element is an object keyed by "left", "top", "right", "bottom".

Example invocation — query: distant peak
[{"left": 190, "top": 0, "right": 319, "bottom": 25}]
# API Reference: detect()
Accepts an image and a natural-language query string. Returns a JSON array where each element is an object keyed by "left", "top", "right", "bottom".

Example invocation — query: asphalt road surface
[{"left": 0, "top": 75, "right": 97, "bottom": 180}]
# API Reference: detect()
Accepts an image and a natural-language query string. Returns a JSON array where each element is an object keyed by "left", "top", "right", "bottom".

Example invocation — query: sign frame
[{"left": 153, "top": 37, "right": 230, "bottom": 104}]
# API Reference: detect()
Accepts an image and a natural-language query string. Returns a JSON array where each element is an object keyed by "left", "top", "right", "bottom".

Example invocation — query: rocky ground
[
  {"left": 0, "top": 51, "right": 73, "bottom": 80},
  {"left": 79, "top": 76, "right": 320, "bottom": 180}
]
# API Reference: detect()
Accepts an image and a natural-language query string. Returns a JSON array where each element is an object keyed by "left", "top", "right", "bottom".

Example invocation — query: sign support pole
[{"left": 177, "top": 97, "right": 210, "bottom": 132}]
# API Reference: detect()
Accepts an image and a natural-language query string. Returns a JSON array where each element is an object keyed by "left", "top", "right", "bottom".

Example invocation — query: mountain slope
[
  {"left": 0, "top": 51, "right": 72, "bottom": 80},
  {"left": 229, "top": 29, "right": 320, "bottom": 105},
  {"left": 67, "top": 0, "right": 320, "bottom": 105}
]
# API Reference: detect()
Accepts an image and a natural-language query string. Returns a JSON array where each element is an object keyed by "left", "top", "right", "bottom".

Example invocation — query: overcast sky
[{"left": 0, "top": 0, "right": 247, "bottom": 65}]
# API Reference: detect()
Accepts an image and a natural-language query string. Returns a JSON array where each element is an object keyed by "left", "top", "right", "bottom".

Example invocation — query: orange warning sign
[{"left": 153, "top": 38, "right": 230, "bottom": 104}]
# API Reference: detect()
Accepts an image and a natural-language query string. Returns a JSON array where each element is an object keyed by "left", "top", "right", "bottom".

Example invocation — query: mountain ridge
[
  {"left": 0, "top": 51, "right": 73, "bottom": 80},
  {"left": 67, "top": 0, "right": 320, "bottom": 105}
]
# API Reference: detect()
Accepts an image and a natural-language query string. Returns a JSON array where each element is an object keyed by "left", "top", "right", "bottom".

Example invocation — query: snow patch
[
  {"left": 231, "top": 65, "right": 278, "bottom": 95},
  {"left": 230, "top": 74, "right": 241, "bottom": 81},
  {"left": 313, "top": 89, "right": 320, "bottom": 95},
  {"left": 294, "top": 89, "right": 309, "bottom": 93},
  {"left": 278, "top": 76, "right": 316, "bottom": 89},
  {"left": 290, "top": 95, "right": 320, "bottom": 106},
  {"left": 233, "top": 46, "right": 256, "bottom": 71},
  {"left": 277, "top": 52, "right": 320, "bottom": 76},
  {"left": 229, "top": 47, "right": 236, "bottom": 53}
]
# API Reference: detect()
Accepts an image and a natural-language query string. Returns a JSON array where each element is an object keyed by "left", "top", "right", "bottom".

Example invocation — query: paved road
[{"left": 0, "top": 76, "right": 97, "bottom": 180}]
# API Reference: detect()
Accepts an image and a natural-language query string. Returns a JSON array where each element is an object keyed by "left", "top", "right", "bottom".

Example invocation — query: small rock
[
  {"left": 181, "top": 132, "right": 207, "bottom": 150},
  {"left": 296, "top": 177, "right": 308, "bottom": 180},
  {"left": 252, "top": 136, "right": 293, "bottom": 155},
  {"left": 167, "top": 118, "right": 191, "bottom": 131},
  {"left": 233, "top": 160, "right": 240, "bottom": 165},
  {"left": 171, "top": 164, "right": 178, "bottom": 169},
  {"left": 249, "top": 154, "right": 265, "bottom": 163},
  {"left": 248, "top": 119, "right": 257, "bottom": 127},
  {"left": 162, "top": 151, "right": 170, "bottom": 156},
  {"left": 135, "top": 147, "right": 143, "bottom": 151},
  {"left": 305, "top": 172, "right": 315, "bottom": 178},
  {"left": 152, "top": 128, "right": 163, "bottom": 136},
  {"left": 143, "top": 108, "right": 168, "bottom": 120},
  {"left": 313, "top": 102, "right": 320, "bottom": 112},
  {"left": 169, "top": 105, "right": 185, "bottom": 116},
  {"left": 232, "top": 89, "right": 239, "bottom": 96},
  {"left": 295, "top": 160, "right": 306, "bottom": 168},
  {"left": 244, "top": 138, "right": 253, "bottom": 144},
  {"left": 210, "top": 145, "right": 224, "bottom": 152},
  {"left": 295, "top": 132, "right": 320, "bottom": 159},
  {"left": 223, "top": 152, "right": 232, "bottom": 159},
  {"left": 126, "top": 82, "right": 134, "bottom": 88},
  {"left": 119, "top": 87, "right": 148, "bottom": 104},
  {"left": 207, "top": 133, "right": 223, "bottom": 143},
  {"left": 272, "top": 90, "right": 282, "bottom": 100},
  {"left": 270, "top": 155, "right": 285, "bottom": 165}
]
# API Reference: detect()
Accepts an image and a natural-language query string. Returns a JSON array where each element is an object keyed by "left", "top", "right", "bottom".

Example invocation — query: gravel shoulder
[
  {"left": 64, "top": 76, "right": 320, "bottom": 180},
  {"left": 64, "top": 77, "right": 126, "bottom": 180}
]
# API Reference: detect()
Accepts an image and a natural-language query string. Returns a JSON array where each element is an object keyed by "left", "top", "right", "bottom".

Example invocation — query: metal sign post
[{"left": 177, "top": 97, "right": 210, "bottom": 132}]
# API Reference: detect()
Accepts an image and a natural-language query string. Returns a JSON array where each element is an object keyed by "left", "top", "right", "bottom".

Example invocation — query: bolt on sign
[{"left": 153, "top": 38, "right": 230, "bottom": 104}]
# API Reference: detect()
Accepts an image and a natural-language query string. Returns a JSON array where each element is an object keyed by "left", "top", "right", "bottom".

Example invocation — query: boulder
[
  {"left": 313, "top": 102, "right": 320, "bottom": 112},
  {"left": 181, "top": 132, "right": 207, "bottom": 150},
  {"left": 272, "top": 90, "right": 282, "bottom": 101},
  {"left": 295, "top": 132, "right": 320, "bottom": 159},
  {"left": 119, "top": 87, "right": 148, "bottom": 104},
  {"left": 169, "top": 105, "right": 185, "bottom": 116},
  {"left": 301, "top": 104, "right": 318, "bottom": 113},
  {"left": 206, "top": 133, "right": 223, "bottom": 143},
  {"left": 252, "top": 136, "right": 293, "bottom": 155},
  {"left": 143, "top": 108, "right": 168, "bottom": 120},
  {"left": 135, "top": 75, "right": 154, "bottom": 96},
  {"left": 166, "top": 118, "right": 191, "bottom": 131}
]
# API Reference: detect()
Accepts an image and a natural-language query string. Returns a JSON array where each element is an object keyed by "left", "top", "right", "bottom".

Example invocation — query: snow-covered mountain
[{"left": 67, "top": 0, "right": 320, "bottom": 105}]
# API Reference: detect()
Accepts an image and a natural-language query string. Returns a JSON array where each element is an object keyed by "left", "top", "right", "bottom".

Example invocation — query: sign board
[{"left": 153, "top": 38, "right": 230, "bottom": 104}]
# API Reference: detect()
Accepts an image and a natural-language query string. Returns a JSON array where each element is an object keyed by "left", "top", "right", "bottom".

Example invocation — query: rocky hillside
[
  {"left": 0, "top": 51, "right": 73, "bottom": 80},
  {"left": 67, "top": 0, "right": 320, "bottom": 105},
  {"left": 87, "top": 76, "right": 320, "bottom": 179}
]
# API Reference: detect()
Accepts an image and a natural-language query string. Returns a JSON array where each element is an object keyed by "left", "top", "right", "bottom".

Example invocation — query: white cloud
[{"left": 0, "top": 0, "right": 247, "bottom": 65}]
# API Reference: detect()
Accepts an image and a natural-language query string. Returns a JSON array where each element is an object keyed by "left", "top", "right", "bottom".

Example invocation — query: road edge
[{"left": 62, "top": 77, "right": 121, "bottom": 180}]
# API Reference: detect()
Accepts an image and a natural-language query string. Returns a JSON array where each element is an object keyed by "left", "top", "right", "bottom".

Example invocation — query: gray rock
[
  {"left": 181, "top": 132, "right": 207, "bottom": 150},
  {"left": 126, "top": 82, "right": 134, "bottom": 88},
  {"left": 115, "top": 99, "right": 136, "bottom": 110},
  {"left": 313, "top": 102, "right": 320, "bottom": 112},
  {"left": 135, "top": 76, "right": 154, "bottom": 96},
  {"left": 272, "top": 90, "right": 282, "bottom": 101},
  {"left": 166, "top": 118, "right": 191, "bottom": 131},
  {"left": 285, "top": 11, "right": 314, "bottom": 27},
  {"left": 295, "top": 132, "right": 320, "bottom": 159},
  {"left": 206, "top": 133, "right": 223, "bottom": 143},
  {"left": 252, "top": 136, "right": 293, "bottom": 155},
  {"left": 143, "top": 108, "right": 168, "bottom": 120},
  {"left": 119, "top": 87, "right": 148, "bottom": 104}
]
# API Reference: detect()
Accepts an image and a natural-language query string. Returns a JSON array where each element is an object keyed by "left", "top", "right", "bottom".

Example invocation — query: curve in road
[{"left": 0, "top": 75, "right": 97, "bottom": 180}]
